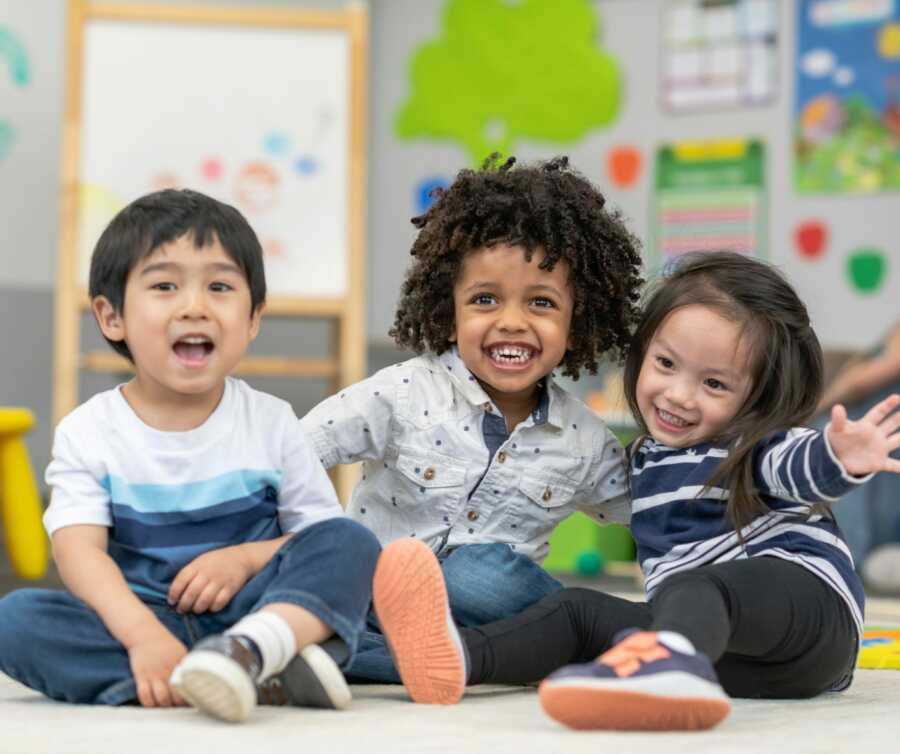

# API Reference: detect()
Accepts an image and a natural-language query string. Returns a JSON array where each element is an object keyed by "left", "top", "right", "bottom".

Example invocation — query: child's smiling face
[
  {"left": 450, "top": 243, "right": 573, "bottom": 412},
  {"left": 93, "top": 234, "right": 261, "bottom": 415},
  {"left": 636, "top": 304, "right": 753, "bottom": 448}
]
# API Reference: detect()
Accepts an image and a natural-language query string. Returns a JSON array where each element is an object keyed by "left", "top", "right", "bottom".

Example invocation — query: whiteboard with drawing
[{"left": 76, "top": 18, "right": 349, "bottom": 297}]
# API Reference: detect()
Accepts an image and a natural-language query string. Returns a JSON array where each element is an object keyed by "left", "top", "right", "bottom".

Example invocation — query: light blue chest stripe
[{"left": 101, "top": 469, "right": 283, "bottom": 513}]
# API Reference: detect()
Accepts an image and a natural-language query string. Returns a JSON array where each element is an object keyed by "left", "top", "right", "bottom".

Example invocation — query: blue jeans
[
  {"left": 345, "top": 542, "right": 562, "bottom": 682},
  {"left": 0, "top": 517, "right": 380, "bottom": 705}
]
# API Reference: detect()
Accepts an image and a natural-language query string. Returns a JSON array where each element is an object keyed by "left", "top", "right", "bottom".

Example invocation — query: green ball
[{"left": 575, "top": 551, "right": 605, "bottom": 577}]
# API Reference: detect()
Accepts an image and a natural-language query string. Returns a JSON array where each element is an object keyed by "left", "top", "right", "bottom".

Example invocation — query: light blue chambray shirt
[{"left": 300, "top": 348, "right": 631, "bottom": 562}]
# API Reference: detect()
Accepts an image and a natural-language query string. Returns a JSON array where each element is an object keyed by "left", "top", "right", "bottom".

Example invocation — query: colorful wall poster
[
  {"left": 652, "top": 139, "right": 767, "bottom": 266},
  {"left": 661, "top": 0, "right": 778, "bottom": 112},
  {"left": 395, "top": 0, "right": 622, "bottom": 166},
  {"left": 795, "top": 0, "right": 900, "bottom": 193}
]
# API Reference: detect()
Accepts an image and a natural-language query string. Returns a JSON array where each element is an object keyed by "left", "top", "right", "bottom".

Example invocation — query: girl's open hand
[{"left": 827, "top": 394, "right": 900, "bottom": 476}]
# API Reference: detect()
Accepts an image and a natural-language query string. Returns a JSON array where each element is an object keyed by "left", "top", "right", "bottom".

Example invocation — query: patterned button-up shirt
[{"left": 300, "top": 348, "right": 630, "bottom": 562}]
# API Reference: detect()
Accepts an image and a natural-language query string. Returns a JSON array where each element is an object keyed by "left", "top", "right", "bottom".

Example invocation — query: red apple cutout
[
  {"left": 607, "top": 146, "right": 642, "bottom": 188},
  {"left": 794, "top": 221, "right": 828, "bottom": 259}
]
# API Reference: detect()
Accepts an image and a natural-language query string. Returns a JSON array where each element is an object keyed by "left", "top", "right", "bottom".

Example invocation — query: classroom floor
[
  {"left": 2, "top": 571, "right": 900, "bottom": 753},
  {"left": 2, "top": 667, "right": 899, "bottom": 754}
]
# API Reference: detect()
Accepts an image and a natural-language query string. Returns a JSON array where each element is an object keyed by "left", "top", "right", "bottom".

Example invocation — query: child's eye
[
  {"left": 471, "top": 293, "right": 497, "bottom": 306},
  {"left": 531, "top": 297, "right": 556, "bottom": 309},
  {"left": 209, "top": 282, "right": 234, "bottom": 292},
  {"left": 151, "top": 282, "right": 176, "bottom": 291},
  {"left": 655, "top": 356, "right": 674, "bottom": 369},
  {"left": 705, "top": 378, "right": 728, "bottom": 391}
]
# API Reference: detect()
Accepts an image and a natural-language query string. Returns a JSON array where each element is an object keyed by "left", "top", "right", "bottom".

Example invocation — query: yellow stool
[{"left": 0, "top": 408, "right": 48, "bottom": 579}]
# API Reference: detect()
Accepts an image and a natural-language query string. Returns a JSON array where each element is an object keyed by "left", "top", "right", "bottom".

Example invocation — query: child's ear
[
  {"left": 448, "top": 323, "right": 456, "bottom": 343},
  {"left": 92, "top": 296, "right": 125, "bottom": 342},
  {"left": 248, "top": 303, "right": 264, "bottom": 341}
]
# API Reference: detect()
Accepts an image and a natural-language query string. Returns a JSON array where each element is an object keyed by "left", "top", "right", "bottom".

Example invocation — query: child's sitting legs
[
  {"left": 170, "top": 517, "right": 380, "bottom": 722},
  {"left": 440, "top": 543, "right": 562, "bottom": 626},
  {"left": 345, "top": 542, "right": 560, "bottom": 682}
]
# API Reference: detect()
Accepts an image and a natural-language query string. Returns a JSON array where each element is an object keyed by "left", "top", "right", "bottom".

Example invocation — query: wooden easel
[{"left": 54, "top": 1, "right": 368, "bottom": 502}]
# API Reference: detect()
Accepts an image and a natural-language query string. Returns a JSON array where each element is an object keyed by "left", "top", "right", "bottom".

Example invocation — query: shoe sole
[
  {"left": 171, "top": 651, "right": 256, "bottom": 723},
  {"left": 373, "top": 538, "right": 465, "bottom": 705},
  {"left": 539, "top": 680, "right": 731, "bottom": 731},
  {"left": 289, "top": 644, "right": 353, "bottom": 710}
]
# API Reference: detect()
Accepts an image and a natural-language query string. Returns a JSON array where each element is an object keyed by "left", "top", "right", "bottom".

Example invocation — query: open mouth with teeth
[
  {"left": 486, "top": 344, "right": 538, "bottom": 370},
  {"left": 173, "top": 335, "right": 214, "bottom": 366},
  {"left": 655, "top": 407, "right": 693, "bottom": 431}
]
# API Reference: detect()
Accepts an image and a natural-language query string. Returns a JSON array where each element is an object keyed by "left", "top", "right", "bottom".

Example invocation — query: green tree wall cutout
[{"left": 395, "top": 0, "right": 622, "bottom": 165}]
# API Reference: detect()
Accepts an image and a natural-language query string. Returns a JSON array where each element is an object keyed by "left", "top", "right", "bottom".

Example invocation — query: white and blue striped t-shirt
[
  {"left": 44, "top": 377, "right": 342, "bottom": 602},
  {"left": 630, "top": 428, "right": 867, "bottom": 645}
]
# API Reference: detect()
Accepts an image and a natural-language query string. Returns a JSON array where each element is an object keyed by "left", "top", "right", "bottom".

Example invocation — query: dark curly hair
[{"left": 389, "top": 155, "right": 644, "bottom": 378}]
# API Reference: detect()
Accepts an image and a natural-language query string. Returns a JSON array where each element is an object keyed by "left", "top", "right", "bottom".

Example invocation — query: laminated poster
[
  {"left": 795, "top": 0, "right": 900, "bottom": 193},
  {"left": 652, "top": 138, "right": 767, "bottom": 268},
  {"left": 661, "top": 0, "right": 778, "bottom": 112}
]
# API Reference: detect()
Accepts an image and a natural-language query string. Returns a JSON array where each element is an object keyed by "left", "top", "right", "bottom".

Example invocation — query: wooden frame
[{"left": 54, "top": 1, "right": 367, "bottom": 502}]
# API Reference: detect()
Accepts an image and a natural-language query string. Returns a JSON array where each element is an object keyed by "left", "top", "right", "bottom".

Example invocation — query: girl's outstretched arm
[{"left": 826, "top": 393, "right": 900, "bottom": 476}]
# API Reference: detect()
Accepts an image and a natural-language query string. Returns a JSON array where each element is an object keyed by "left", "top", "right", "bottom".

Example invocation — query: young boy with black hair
[{"left": 0, "top": 189, "right": 380, "bottom": 723}]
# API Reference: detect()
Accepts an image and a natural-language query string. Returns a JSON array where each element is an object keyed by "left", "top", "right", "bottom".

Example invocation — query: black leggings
[{"left": 461, "top": 557, "right": 858, "bottom": 699}]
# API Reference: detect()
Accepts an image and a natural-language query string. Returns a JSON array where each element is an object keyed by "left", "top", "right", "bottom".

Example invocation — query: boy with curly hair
[{"left": 300, "top": 155, "right": 644, "bottom": 690}]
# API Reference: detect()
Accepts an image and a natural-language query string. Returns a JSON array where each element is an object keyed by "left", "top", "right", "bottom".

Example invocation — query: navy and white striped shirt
[
  {"left": 630, "top": 428, "right": 867, "bottom": 648},
  {"left": 44, "top": 378, "right": 343, "bottom": 601}
]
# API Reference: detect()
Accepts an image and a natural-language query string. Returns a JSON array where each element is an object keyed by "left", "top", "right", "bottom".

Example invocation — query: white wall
[
  {"left": 0, "top": 0, "right": 897, "bottom": 494},
  {"left": 368, "top": 0, "right": 899, "bottom": 350}
]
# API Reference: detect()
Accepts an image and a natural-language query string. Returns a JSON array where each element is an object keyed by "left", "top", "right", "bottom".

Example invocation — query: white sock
[
  {"left": 656, "top": 631, "right": 696, "bottom": 655},
  {"left": 225, "top": 611, "right": 297, "bottom": 681}
]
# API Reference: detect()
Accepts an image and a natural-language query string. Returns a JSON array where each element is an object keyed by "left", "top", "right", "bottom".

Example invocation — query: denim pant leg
[
  {"left": 0, "top": 588, "right": 192, "bottom": 705},
  {"left": 344, "top": 542, "right": 563, "bottom": 683},
  {"left": 441, "top": 543, "right": 562, "bottom": 627},
  {"left": 208, "top": 517, "right": 381, "bottom": 662},
  {"left": 343, "top": 607, "right": 402, "bottom": 684}
]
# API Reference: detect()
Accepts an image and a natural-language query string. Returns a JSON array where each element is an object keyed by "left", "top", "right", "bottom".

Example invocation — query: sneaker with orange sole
[
  {"left": 539, "top": 629, "right": 731, "bottom": 731},
  {"left": 373, "top": 538, "right": 467, "bottom": 705}
]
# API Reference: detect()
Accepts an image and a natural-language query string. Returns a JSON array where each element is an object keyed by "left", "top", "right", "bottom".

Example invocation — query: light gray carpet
[{"left": 2, "top": 671, "right": 899, "bottom": 754}]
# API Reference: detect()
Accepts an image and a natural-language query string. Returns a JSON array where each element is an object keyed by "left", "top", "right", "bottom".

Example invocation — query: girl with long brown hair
[{"left": 373, "top": 251, "right": 900, "bottom": 731}]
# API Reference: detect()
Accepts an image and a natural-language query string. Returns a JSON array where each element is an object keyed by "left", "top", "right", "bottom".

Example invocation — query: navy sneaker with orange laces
[{"left": 538, "top": 629, "right": 731, "bottom": 731}]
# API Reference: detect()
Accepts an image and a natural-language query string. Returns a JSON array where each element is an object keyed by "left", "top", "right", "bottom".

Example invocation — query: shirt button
[
  {"left": 423, "top": 467, "right": 436, "bottom": 481},
  {"left": 542, "top": 487, "right": 552, "bottom": 502},
  {"left": 467, "top": 510, "right": 478, "bottom": 521},
  {"left": 497, "top": 451, "right": 507, "bottom": 463}
]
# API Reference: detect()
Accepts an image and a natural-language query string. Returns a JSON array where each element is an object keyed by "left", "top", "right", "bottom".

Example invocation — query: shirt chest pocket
[
  {"left": 517, "top": 473, "right": 577, "bottom": 525},
  {"left": 394, "top": 450, "right": 467, "bottom": 506}
]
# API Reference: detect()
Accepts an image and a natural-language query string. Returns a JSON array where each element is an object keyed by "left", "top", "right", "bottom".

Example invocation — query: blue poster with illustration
[{"left": 794, "top": 0, "right": 900, "bottom": 193}]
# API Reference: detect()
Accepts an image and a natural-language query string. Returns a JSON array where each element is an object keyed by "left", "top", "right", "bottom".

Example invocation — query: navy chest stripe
[{"left": 111, "top": 497, "right": 279, "bottom": 549}]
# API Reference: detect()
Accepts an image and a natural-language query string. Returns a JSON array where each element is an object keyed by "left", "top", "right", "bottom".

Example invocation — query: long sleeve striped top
[{"left": 629, "top": 428, "right": 867, "bottom": 646}]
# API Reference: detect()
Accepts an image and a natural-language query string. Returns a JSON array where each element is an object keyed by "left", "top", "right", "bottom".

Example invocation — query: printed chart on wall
[
  {"left": 661, "top": 0, "right": 778, "bottom": 112},
  {"left": 795, "top": 0, "right": 900, "bottom": 193},
  {"left": 651, "top": 139, "right": 767, "bottom": 269},
  {"left": 76, "top": 20, "right": 349, "bottom": 297}
]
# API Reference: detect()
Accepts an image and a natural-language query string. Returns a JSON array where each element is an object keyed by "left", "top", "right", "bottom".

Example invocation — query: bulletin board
[{"left": 55, "top": 1, "right": 368, "bottom": 501}]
